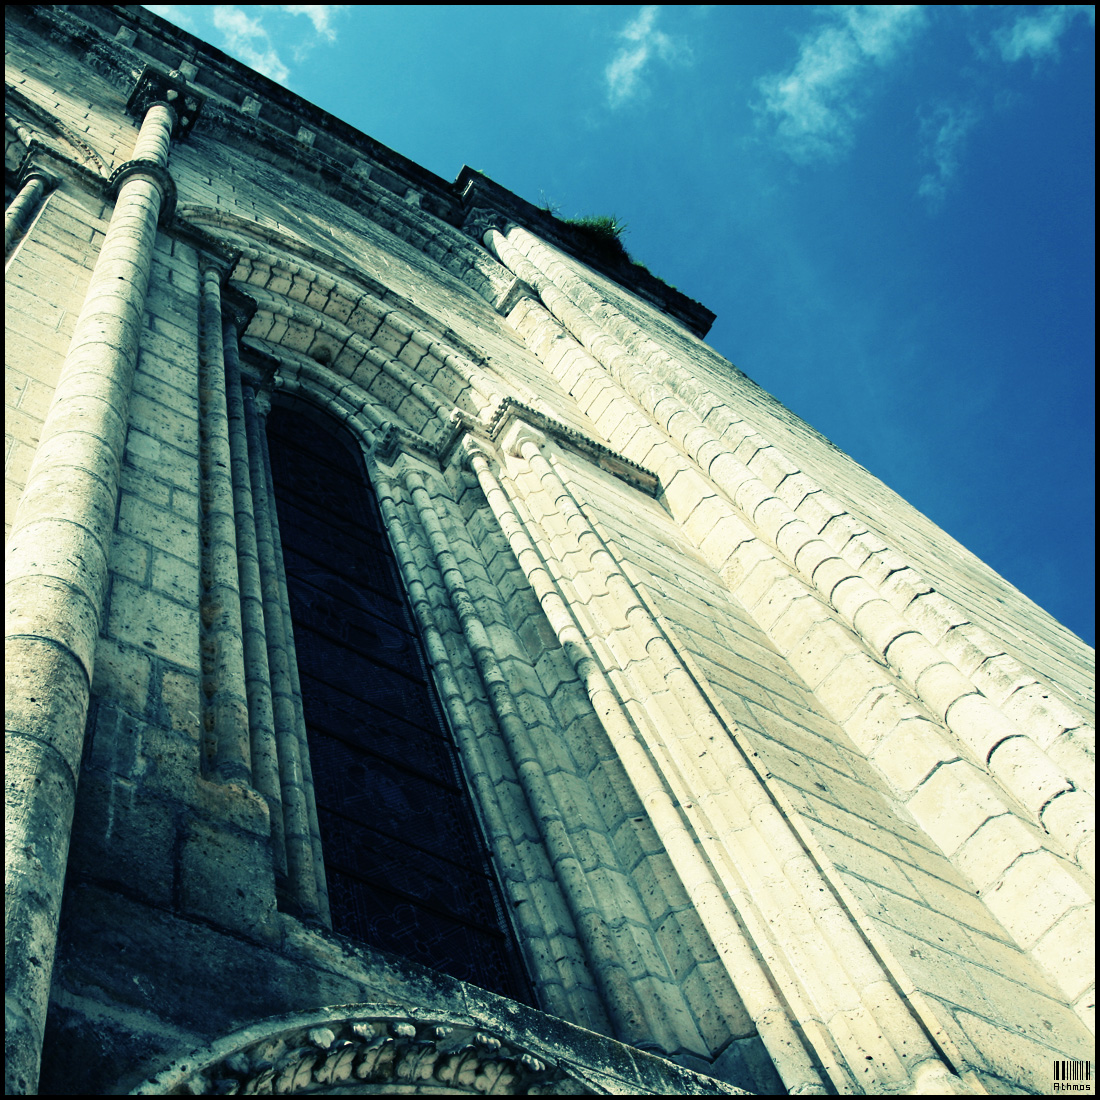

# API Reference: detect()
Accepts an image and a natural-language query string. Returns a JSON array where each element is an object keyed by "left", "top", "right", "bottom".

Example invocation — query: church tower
[{"left": 6, "top": 6, "right": 1093, "bottom": 1095}]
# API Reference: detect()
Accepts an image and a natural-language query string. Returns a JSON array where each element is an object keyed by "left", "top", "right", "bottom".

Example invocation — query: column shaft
[
  {"left": 462, "top": 436, "right": 832, "bottom": 1094},
  {"left": 198, "top": 266, "right": 252, "bottom": 784},
  {"left": 258, "top": 422, "right": 330, "bottom": 925},
  {"left": 223, "top": 331, "right": 287, "bottom": 884},
  {"left": 398, "top": 462, "right": 656, "bottom": 1049},
  {"left": 241, "top": 388, "right": 320, "bottom": 919},
  {"left": 4, "top": 102, "right": 175, "bottom": 1096},
  {"left": 5, "top": 172, "right": 50, "bottom": 258}
]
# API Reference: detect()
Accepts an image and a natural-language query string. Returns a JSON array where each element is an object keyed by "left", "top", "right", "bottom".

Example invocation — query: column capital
[
  {"left": 222, "top": 287, "right": 258, "bottom": 337},
  {"left": 127, "top": 65, "right": 204, "bottom": 141},
  {"left": 461, "top": 205, "right": 507, "bottom": 243},
  {"left": 16, "top": 162, "right": 58, "bottom": 192}
]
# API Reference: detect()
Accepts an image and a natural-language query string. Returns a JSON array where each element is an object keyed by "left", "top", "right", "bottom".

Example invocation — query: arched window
[{"left": 266, "top": 405, "right": 531, "bottom": 1003}]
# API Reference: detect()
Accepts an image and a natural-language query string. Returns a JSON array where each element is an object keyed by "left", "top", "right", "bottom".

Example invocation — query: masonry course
[{"left": 6, "top": 4, "right": 1095, "bottom": 1097}]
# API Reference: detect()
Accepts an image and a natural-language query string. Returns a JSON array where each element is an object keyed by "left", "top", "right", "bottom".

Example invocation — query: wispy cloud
[
  {"left": 189, "top": 5, "right": 349, "bottom": 84},
  {"left": 213, "top": 7, "right": 290, "bottom": 83},
  {"left": 143, "top": 5, "right": 198, "bottom": 32},
  {"left": 994, "top": 5, "right": 1094, "bottom": 64},
  {"left": 917, "top": 103, "right": 980, "bottom": 210},
  {"left": 605, "top": 6, "right": 692, "bottom": 108},
  {"left": 757, "top": 6, "right": 925, "bottom": 163},
  {"left": 281, "top": 5, "right": 342, "bottom": 44}
]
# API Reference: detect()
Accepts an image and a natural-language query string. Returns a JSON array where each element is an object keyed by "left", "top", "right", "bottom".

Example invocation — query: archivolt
[
  {"left": 128, "top": 1003, "right": 598, "bottom": 1095},
  {"left": 5, "top": 85, "right": 109, "bottom": 177},
  {"left": 178, "top": 206, "right": 517, "bottom": 430}
]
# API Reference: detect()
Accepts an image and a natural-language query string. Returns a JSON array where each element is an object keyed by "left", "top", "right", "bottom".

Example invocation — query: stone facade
[{"left": 5, "top": 6, "right": 1094, "bottom": 1095}]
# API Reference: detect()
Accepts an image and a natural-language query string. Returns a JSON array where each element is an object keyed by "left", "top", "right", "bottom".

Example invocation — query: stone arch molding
[
  {"left": 178, "top": 206, "right": 528, "bottom": 431},
  {"left": 130, "top": 1005, "right": 599, "bottom": 1095},
  {"left": 6, "top": 85, "right": 110, "bottom": 177}
]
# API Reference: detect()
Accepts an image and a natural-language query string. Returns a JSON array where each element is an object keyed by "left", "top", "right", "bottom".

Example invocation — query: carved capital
[
  {"left": 16, "top": 162, "right": 58, "bottom": 192},
  {"left": 494, "top": 274, "right": 539, "bottom": 318},
  {"left": 499, "top": 418, "right": 546, "bottom": 460},
  {"left": 462, "top": 205, "right": 506, "bottom": 243},
  {"left": 222, "top": 287, "right": 258, "bottom": 336},
  {"left": 127, "top": 65, "right": 204, "bottom": 140}
]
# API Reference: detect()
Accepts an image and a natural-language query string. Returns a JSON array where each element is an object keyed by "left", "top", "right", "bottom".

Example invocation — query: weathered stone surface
[{"left": 5, "top": 4, "right": 1092, "bottom": 1097}]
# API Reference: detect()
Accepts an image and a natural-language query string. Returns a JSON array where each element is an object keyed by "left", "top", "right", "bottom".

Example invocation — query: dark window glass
[{"left": 266, "top": 406, "right": 531, "bottom": 1003}]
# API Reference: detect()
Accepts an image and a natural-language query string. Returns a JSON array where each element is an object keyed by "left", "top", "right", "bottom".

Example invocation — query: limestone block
[
  {"left": 870, "top": 719, "right": 957, "bottom": 794},
  {"left": 91, "top": 636, "right": 152, "bottom": 717},
  {"left": 107, "top": 575, "right": 200, "bottom": 671},
  {"left": 905, "top": 761, "right": 1012, "bottom": 856},
  {"left": 980, "top": 851, "right": 1092, "bottom": 949},
  {"left": 179, "top": 809, "right": 279, "bottom": 943},
  {"left": 1023, "top": 903, "right": 1096, "bottom": 1007},
  {"left": 67, "top": 770, "right": 176, "bottom": 906},
  {"left": 951, "top": 1009, "right": 1090, "bottom": 1093}
]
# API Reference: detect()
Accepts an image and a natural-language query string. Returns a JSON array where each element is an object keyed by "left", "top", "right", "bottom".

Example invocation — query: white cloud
[
  {"left": 994, "top": 5, "right": 1093, "bottom": 64},
  {"left": 143, "top": 6, "right": 197, "bottom": 31},
  {"left": 605, "top": 6, "right": 693, "bottom": 108},
  {"left": 917, "top": 103, "right": 980, "bottom": 209},
  {"left": 757, "top": 6, "right": 925, "bottom": 163},
  {"left": 213, "top": 7, "right": 290, "bottom": 83},
  {"left": 207, "top": 5, "right": 348, "bottom": 84},
  {"left": 281, "top": 5, "right": 344, "bottom": 45}
]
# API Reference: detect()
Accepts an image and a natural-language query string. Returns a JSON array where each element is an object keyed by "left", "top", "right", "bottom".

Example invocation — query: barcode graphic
[{"left": 1054, "top": 1060, "right": 1091, "bottom": 1082}]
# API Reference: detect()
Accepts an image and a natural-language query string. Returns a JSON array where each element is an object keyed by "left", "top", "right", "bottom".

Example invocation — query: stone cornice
[
  {"left": 446, "top": 398, "right": 661, "bottom": 497},
  {"left": 14, "top": 5, "right": 714, "bottom": 337}
]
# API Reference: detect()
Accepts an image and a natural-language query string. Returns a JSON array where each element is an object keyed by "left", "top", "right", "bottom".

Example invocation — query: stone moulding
[
  {"left": 128, "top": 1004, "right": 746, "bottom": 1095},
  {"left": 443, "top": 398, "right": 661, "bottom": 498}
]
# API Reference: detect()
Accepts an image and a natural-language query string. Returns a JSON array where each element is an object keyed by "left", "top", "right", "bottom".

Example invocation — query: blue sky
[{"left": 147, "top": 5, "right": 1095, "bottom": 645}]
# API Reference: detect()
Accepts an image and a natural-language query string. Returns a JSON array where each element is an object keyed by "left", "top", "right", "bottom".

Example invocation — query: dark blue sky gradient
[{"left": 148, "top": 5, "right": 1095, "bottom": 644}]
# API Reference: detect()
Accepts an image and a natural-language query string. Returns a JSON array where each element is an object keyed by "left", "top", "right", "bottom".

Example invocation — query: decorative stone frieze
[{"left": 130, "top": 1005, "right": 747, "bottom": 1095}]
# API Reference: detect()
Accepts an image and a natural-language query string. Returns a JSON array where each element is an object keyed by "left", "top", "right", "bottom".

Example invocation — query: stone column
[
  {"left": 394, "top": 458, "right": 658, "bottom": 1051},
  {"left": 257, "top": 420, "right": 331, "bottom": 925},
  {"left": 5, "top": 167, "right": 55, "bottom": 259},
  {"left": 240, "top": 383, "right": 321, "bottom": 920},
  {"left": 5, "top": 70, "right": 198, "bottom": 1096},
  {"left": 197, "top": 262, "right": 252, "bottom": 785},
  {"left": 222, "top": 303, "right": 289, "bottom": 889},
  {"left": 459, "top": 433, "right": 830, "bottom": 1095}
]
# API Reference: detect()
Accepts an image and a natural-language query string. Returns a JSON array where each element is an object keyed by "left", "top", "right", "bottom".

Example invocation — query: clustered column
[
  {"left": 239, "top": 377, "right": 328, "bottom": 924},
  {"left": 5, "top": 93, "right": 180, "bottom": 1097}
]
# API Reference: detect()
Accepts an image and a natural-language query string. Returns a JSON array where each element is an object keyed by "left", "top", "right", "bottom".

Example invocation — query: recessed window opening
[{"left": 266, "top": 403, "right": 532, "bottom": 1004}]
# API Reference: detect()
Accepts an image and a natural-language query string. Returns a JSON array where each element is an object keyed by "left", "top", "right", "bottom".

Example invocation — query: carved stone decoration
[
  {"left": 126, "top": 63, "right": 204, "bottom": 139},
  {"left": 460, "top": 206, "right": 507, "bottom": 244},
  {"left": 130, "top": 1007, "right": 588, "bottom": 1095}
]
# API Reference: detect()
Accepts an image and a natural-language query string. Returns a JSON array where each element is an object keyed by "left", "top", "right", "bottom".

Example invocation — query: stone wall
[{"left": 5, "top": 5, "right": 1093, "bottom": 1096}]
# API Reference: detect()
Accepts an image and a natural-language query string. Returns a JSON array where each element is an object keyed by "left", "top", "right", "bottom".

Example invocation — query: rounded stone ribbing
[
  {"left": 371, "top": 461, "right": 598, "bottom": 1029},
  {"left": 398, "top": 463, "right": 659, "bottom": 1053},
  {"left": 489, "top": 224, "right": 1092, "bottom": 859},
  {"left": 257, "top": 420, "right": 331, "bottom": 926},
  {"left": 223, "top": 329, "right": 287, "bottom": 883},
  {"left": 241, "top": 387, "right": 321, "bottom": 921},
  {"left": 520, "top": 437, "right": 967, "bottom": 1092},
  {"left": 461, "top": 437, "right": 830, "bottom": 1096},
  {"left": 4, "top": 101, "right": 175, "bottom": 1096}
]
